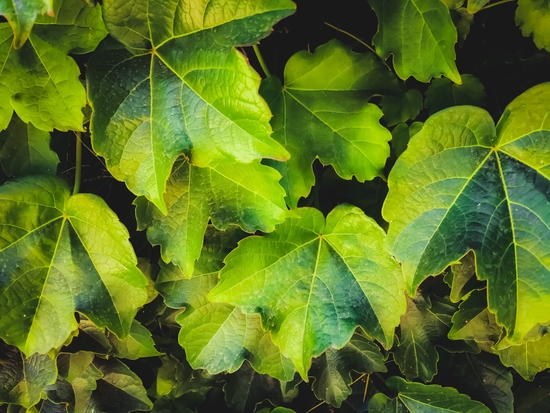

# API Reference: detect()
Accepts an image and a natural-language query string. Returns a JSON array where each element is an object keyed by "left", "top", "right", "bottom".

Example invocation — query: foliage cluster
[{"left": 0, "top": 0, "right": 549, "bottom": 412}]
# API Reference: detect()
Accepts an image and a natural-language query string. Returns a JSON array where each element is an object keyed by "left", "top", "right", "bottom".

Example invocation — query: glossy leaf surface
[
  {"left": 0, "top": 0, "right": 106, "bottom": 131},
  {"left": 516, "top": 0, "right": 550, "bottom": 52},
  {"left": 383, "top": 83, "right": 550, "bottom": 341},
  {"left": 0, "top": 176, "right": 148, "bottom": 355},
  {"left": 369, "top": 376, "right": 491, "bottom": 412},
  {"left": 89, "top": 0, "right": 295, "bottom": 211},
  {"left": 135, "top": 159, "right": 289, "bottom": 276},
  {"left": 210, "top": 205, "right": 405, "bottom": 379},
  {"left": 261, "top": 39, "right": 395, "bottom": 208},
  {"left": 369, "top": 0, "right": 461, "bottom": 83}
]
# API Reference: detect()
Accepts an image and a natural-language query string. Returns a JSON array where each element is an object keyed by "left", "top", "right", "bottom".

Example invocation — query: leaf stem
[
  {"left": 479, "top": 0, "right": 515, "bottom": 11},
  {"left": 253, "top": 44, "right": 271, "bottom": 78},
  {"left": 73, "top": 131, "right": 82, "bottom": 195}
]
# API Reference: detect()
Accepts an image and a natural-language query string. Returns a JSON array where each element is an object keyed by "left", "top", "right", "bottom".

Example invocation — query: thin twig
[{"left": 253, "top": 43, "right": 272, "bottom": 78}]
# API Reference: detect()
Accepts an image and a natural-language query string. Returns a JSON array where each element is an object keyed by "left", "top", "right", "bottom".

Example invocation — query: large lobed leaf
[
  {"left": 516, "top": 0, "right": 550, "bottom": 52},
  {"left": 0, "top": 0, "right": 107, "bottom": 132},
  {"left": 260, "top": 39, "right": 396, "bottom": 208},
  {"left": 383, "top": 82, "right": 550, "bottom": 342},
  {"left": 209, "top": 205, "right": 406, "bottom": 379},
  {"left": 368, "top": 0, "right": 461, "bottom": 84},
  {"left": 88, "top": 0, "right": 295, "bottom": 212},
  {"left": 0, "top": 176, "right": 148, "bottom": 355}
]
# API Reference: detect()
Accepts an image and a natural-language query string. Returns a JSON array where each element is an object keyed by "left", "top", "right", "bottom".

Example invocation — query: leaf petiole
[
  {"left": 479, "top": 0, "right": 515, "bottom": 11},
  {"left": 73, "top": 131, "right": 82, "bottom": 195},
  {"left": 253, "top": 43, "right": 272, "bottom": 78}
]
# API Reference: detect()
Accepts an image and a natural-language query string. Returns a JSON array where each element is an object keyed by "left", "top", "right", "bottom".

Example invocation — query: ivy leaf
[
  {"left": 260, "top": 39, "right": 395, "bottom": 208},
  {"left": 0, "top": 341, "right": 57, "bottom": 408},
  {"left": 496, "top": 329, "right": 550, "bottom": 380},
  {"left": 135, "top": 158, "right": 290, "bottom": 277},
  {"left": 448, "top": 289, "right": 503, "bottom": 350},
  {"left": 437, "top": 352, "right": 514, "bottom": 413},
  {"left": 88, "top": 0, "right": 295, "bottom": 212},
  {"left": 393, "top": 293, "right": 470, "bottom": 382},
  {"left": 443, "top": 252, "right": 484, "bottom": 303},
  {"left": 0, "top": 0, "right": 107, "bottom": 132},
  {"left": 64, "top": 319, "right": 112, "bottom": 356},
  {"left": 424, "top": 74, "right": 486, "bottom": 115},
  {"left": 106, "top": 320, "right": 161, "bottom": 360},
  {"left": 391, "top": 122, "right": 423, "bottom": 159},
  {"left": 380, "top": 89, "right": 423, "bottom": 127},
  {"left": 209, "top": 205, "right": 406, "bottom": 379},
  {"left": 383, "top": 83, "right": 550, "bottom": 342},
  {"left": 0, "top": 115, "right": 59, "bottom": 177},
  {"left": 310, "top": 333, "right": 387, "bottom": 408},
  {"left": 0, "top": 176, "right": 148, "bottom": 355},
  {"left": 368, "top": 0, "right": 461, "bottom": 84},
  {"left": 516, "top": 0, "right": 550, "bottom": 52},
  {"left": 223, "top": 362, "right": 298, "bottom": 413},
  {"left": 515, "top": 372, "right": 550, "bottom": 412},
  {"left": 369, "top": 376, "right": 491, "bottom": 412},
  {"left": 0, "top": 0, "right": 52, "bottom": 48}
]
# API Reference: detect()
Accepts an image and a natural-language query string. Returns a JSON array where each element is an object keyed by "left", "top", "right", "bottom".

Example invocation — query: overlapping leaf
[
  {"left": 0, "top": 176, "right": 148, "bottom": 355},
  {"left": 516, "top": 0, "right": 550, "bottom": 52},
  {"left": 369, "top": 376, "right": 491, "bottom": 412},
  {"left": 0, "top": 341, "right": 57, "bottom": 408},
  {"left": 135, "top": 158, "right": 290, "bottom": 276},
  {"left": 0, "top": 0, "right": 107, "bottom": 132},
  {"left": 261, "top": 39, "right": 396, "bottom": 208},
  {"left": 0, "top": 115, "right": 59, "bottom": 177},
  {"left": 0, "top": 0, "right": 51, "bottom": 48},
  {"left": 425, "top": 74, "right": 486, "bottom": 115},
  {"left": 88, "top": 0, "right": 295, "bottom": 211},
  {"left": 368, "top": 0, "right": 461, "bottom": 83},
  {"left": 383, "top": 83, "right": 550, "bottom": 342},
  {"left": 209, "top": 205, "right": 406, "bottom": 379}
]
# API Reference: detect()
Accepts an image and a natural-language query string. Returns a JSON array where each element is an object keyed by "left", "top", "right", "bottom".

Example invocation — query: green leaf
[
  {"left": 444, "top": 252, "right": 484, "bottom": 303},
  {"left": 0, "top": 341, "right": 57, "bottom": 408},
  {"left": 135, "top": 158, "right": 290, "bottom": 277},
  {"left": 369, "top": 0, "right": 461, "bottom": 84},
  {"left": 424, "top": 74, "right": 486, "bottom": 115},
  {"left": 454, "top": 8, "right": 475, "bottom": 46},
  {"left": 496, "top": 329, "right": 550, "bottom": 380},
  {"left": 260, "top": 39, "right": 395, "bottom": 208},
  {"left": 391, "top": 122, "right": 423, "bottom": 159},
  {"left": 380, "top": 89, "right": 423, "bottom": 127},
  {"left": 0, "top": 115, "right": 59, "bottom": 177},
  {"left": 383, "top": 82, "right": 550, "bottom": 342},
  {"left": 393, "top": 293, "right": 467, "bottom": 382},
  {"left": 64, "top": 319, "right": 112, "bottom": 356},
  {"left": 209, "top": 205, "right": 406, "bottom": 379},
  {"left": 0, "top": 176, "right": 148, "bottom": 355},
  {"left": 448, "top": 289, "right": 502, "bottom": 350},
  {"left": 515, "top": 372, "right": 550, "bottom": 412},
  {"left": 0, "top": 0, "right": 107, "bottom": 131},
  {"left": 437, "top": 352, "right": 514, "bottom": 413},
  {"left": 310, "top": 333, "right": 387, "bottom": 408},
  {"left": 369, "top": 376, "right": 491, "bottom": 412},
  {"left": 0, "top": 0, "right": 51, "bottom": 48},
  {"left": 516, "top": 0, "right": 550, "bottom": 52},
  {"left": 107, "top": 320, "right": 161, "bottom": 360},
  {"left": 467, "top": 0, "right": 489, "bottom": 13},
  {"left": 88, "top": 0, "right": 295, "bottom": 212}
]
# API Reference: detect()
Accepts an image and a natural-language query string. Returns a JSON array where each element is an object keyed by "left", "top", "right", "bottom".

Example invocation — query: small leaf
[
  {"left": 516, "top": 0, "right": 550, "bottom": 52},
  {"left": 0, "top": 341, "right": 57, "bottom": 408},
  {"left": 380, "top": 89, "right": 423, "bottom": 127},
  {"left": 0, "top": 176, "right": 148, "bottom": 355},
  {"left": 210, "top": 205, "right": 406, "bottom": 379},
  {"left": 467, "top": 0, "right": 490, "bottom": 13},
  {"left": 496, "top": 329, "right": 550, "bottom": 380},
  {"left": 444, "top": 252, "right": 484, "bottom": 303},
  {"left": 391, "top": 122, "right": 423, "bottom": 159},
  {"left": 0, "top": 115, "right": 59, "bottom": 177},
  {"left": 310, "top": 333, "right": 387, "bottom": 408},
  {"left": 261, "top": 39, "right": 395, "bottom": 208},
  {"left": 383, "top": 83, "right": 550, "bottom": 342},
  {"left": 64, "top": 319, "right": 112, "bottom": 356},
  {"left": 0, "top": 0, "right": 52, "bottom": 48},
  {"left": 424, "top": 74, "right": 485, "bottom": 115},
  {"left": 135, "top": 159, "right": 290, "bottom": 277},
  {"left": 107, "top": 320, "right": 161, "bottom": 360},
  {"left": 437, "top": 352, "right": 514, "bottom": 413},
  {"left": 369, "top": 376, "right": 491, "bottom": 412},
  {"left": 0, "top": 0, "right": 107, "bottom": 131},
  {"left": 369, "top": 0, "right": 461, "bottom": 83}
]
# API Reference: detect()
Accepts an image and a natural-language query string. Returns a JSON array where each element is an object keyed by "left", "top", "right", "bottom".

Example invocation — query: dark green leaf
[
  {"left": 310, "top": 334, "right": 386, "bottom": 408},
  {"left": 424, "top": 74, "right": 485, "bottom": 115},
  {"left": 0, "top": 176, "right": 148, "bottom": 355},
  {"left": 260, "top": 39, "right": 395, "bottom": 208},
  {"left": 515, "top": 372, "right": 550, "bottom": 412},
  {"left": 391, "top": 122, "right": 423, "bottom": 159},
  {"left": 209, "top": 205, "right": 406, "bottom": 379},
  {"left": 369, "top": 0, "right": 461, "bottom": 83},
  {"left": 380, "top": 89, "right": 423, "bottom": 127},
  {"left": 383, "top": 83, "right": 550, "bottom": 342}
]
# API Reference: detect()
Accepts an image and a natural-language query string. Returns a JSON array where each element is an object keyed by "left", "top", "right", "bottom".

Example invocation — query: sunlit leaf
[
  {"left": 383, "top": 83, "right": 550, "bottom": 342},
  {"left": 467, "top": 0, "right": 489, "bottom": 13},
  {"left": 516, "top": 0, "right": 550, "bottom": 52},
  {"left": 210, "top": 205, "right": 406, "bottom": 379},
  {"left": 443, "top": 252, "right": 484, "bottom": 303},
  {"left": 0, "top": 176, "right": 148, "bottom": 355},
  {"left": 107, "top": 320, "right": 161, "bottom": 360},
  {"left": 0, "top": 0, "right": 51, "bottom": 48}
]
